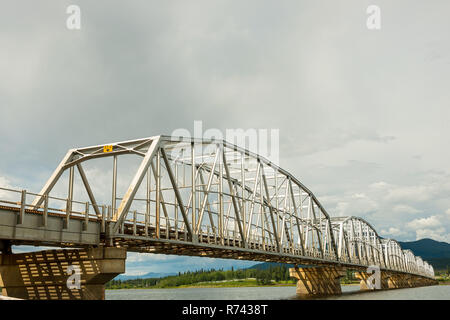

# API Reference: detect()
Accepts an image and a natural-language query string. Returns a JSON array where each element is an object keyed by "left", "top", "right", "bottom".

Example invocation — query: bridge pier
[
  {"left": 356, "top": 271, "right": 437, "bottom": 290},
  {"left": 387, "top": 273, "right": 437, "bottom": 289},
  {"left": 387, "top": 273, "right": 411, "bottom": 289},
  {"left": 289, "top": 266, "right": 345, "bottom": 296},
  {"left": 0, "top": 247, "right": 126, "bottom": 300}
]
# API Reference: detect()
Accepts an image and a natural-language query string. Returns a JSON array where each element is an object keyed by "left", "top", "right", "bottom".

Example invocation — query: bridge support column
[
  {"left": 386, "top": 273, "right": 437, "bottom": 289},
  {"left": 289, "top": 266, "right": 345, "bottom": 296},
  {"left": 387, "top": 273, "right": 410, "bottom": 289},
  {"left": 0, "top": 247, "right": 126, "bottom": 300}
]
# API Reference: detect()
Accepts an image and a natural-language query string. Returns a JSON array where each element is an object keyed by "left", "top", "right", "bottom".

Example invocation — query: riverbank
[{"left": 107, "top": 279, "right": 297, "bottom": 290}]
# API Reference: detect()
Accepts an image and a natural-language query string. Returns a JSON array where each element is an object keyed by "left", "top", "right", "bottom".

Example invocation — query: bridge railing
[
  {"left": 0, "top": 186, "right": 436, "bottom": 278},
  {"left": 0, "top": 186, "right": 103, "bottom": 227}
]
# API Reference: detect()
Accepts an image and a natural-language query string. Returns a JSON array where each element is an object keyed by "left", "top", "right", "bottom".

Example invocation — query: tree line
[{"left": 106, "top": 265, "right": 295, "bottom": 289}]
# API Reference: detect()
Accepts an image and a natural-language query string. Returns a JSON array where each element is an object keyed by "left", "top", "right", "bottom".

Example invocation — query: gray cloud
[{"left": 1, "top": 1, "right": 450, "bottom": 273}]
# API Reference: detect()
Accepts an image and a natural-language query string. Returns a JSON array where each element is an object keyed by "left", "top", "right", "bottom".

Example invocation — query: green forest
[{"left": 106, "top": 265, "right": 358, "bottom": 289}]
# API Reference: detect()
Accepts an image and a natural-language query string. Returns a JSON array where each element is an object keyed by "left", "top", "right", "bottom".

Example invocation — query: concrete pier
[
  {"left": 355, "top": 271, "right": 437, "bottom": 291},
  {"left": 0, "top": 247, "right": 126, "bottom": 300},
  {"left": 291, "top": 267, "right": 438, "bottom": 297},
  {"left": 289, "top": 266, "right": 345, "bottom": 296}
]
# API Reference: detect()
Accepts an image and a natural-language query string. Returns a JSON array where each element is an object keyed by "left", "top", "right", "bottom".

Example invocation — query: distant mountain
[
  {"left": 245, "top": 262, "right": 294, "bottom": 270},
  {"left": 114, "top": 272, "right": 177, "bottom": 281},
  {"left": 398, "top": 238, "right": 450, "bottom": 271},
  {"left": 246, "top": 239, "right": 450, "bottom": 271},
  {"left": 398, "top": 238, "right": 450, "bottom": 259}
]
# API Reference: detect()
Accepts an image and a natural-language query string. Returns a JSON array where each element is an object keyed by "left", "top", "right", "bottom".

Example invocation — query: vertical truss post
[
  {"left": 174, "top": 161, "right": 179, "bottom": 240},
  {"left": 358, "top": 221, "right": 364, "bottom": 263},
  {"left": 145, "top": 167, "right": 150, "bottom": 237},
  {"left": 338, "top": 223, "right": 344, "bottom": 259},
  {"left": 275, "top": 171, "right": 279, "bottom": 239},
  {"left": 112, "top": 155, "right": 118, "bottom": 216},
  {"left": 218, "top": 145, "right": 224, "bottom": 244},
  {"left": 156, "top": 152, "right": 161, "bottom": 239},
  {"left": 17, "top": 190, "right": 26, "bottom": 225},
  {"left": 260, "top": 168, "right": 265, "bottom": 249},
  {"left": 83, "top": 202, "right": 89, "bottom": 231},
  {"left": 133, "top": 210, "right": 137, "bottom": 236},
  {"left": 350, "top": 219, "right": 355, "bottom": 262},
  {"left": 304, "top": 197, "right": 311, "bottom": 251},
  {"left": 101, "top": 205, "right": 106, "bottom": 233},
  {"left": 42, "top": 194, "right": 48, "bottom": 227},
  {"left": 241, "top": 152, "right": 246, "bottom": 237},
  {"left": 191, "top": 142, "right": 196, "bottom": 232},
  {"left": 64, "top": 166, "right": 74, "bottom": 230}
]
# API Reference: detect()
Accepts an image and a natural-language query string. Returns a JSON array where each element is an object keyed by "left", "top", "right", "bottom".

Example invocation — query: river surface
[{"left": 106, "top": 284, "right": 450, "bottom": 300}]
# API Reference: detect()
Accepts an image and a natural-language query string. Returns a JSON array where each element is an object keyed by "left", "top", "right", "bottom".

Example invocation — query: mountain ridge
[
  {"left": 246, "top": 238, "right": 450, "bottom": 271},
  {"left": 115, "top": 272, "right": 177, "bottom": 281}
]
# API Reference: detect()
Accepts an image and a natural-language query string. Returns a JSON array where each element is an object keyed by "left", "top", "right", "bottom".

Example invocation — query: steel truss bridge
[{"left": 0, "top": 135, "right": 435, "bottom": 287}]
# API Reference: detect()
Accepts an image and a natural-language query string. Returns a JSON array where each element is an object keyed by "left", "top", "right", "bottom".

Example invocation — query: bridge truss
[{"left": 0, "top": 135, "right": 434, "bottom": 279}]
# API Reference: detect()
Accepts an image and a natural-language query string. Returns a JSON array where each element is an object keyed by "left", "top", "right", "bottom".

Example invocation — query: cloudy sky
[{"left": 1, "top": 1, "right": 449, "bottom": 274}]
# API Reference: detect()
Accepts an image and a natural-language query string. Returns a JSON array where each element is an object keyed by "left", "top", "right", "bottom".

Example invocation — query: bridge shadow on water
[
  {"left": 287, "top": 285, "right": 444, "bottom": 300},
  {"left": 286, "top": 285, "right": 385, "bottom": 300}
]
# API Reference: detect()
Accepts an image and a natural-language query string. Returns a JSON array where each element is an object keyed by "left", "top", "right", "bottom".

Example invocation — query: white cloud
[
  {"left": 0, "top": 175, "right": 20, "bottom": 201},
  {"left": 369, "top": 181, "right": 390, "bottom": 189},
  {"left": 406, "top": 215, "right": 441, "bottom": 230},
  {"left": 392, "top": 204, "right": 421, "bottom": 214},
  {"left": 385, "top": 185, "right": 436, "bottom": 203},
  {"left": 380, "top": 227, "right": 406, "bottom": 237},
  {"left": 405, "top": 215, "right": 450, "bottom": 242},
  {"left": 414, "top": 228, "right": 449, "bottom": 243}
]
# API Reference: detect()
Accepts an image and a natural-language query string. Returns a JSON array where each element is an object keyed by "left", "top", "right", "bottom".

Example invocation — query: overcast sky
[{"left": 1, "top": 1, "right": 449, "bottom": 274}]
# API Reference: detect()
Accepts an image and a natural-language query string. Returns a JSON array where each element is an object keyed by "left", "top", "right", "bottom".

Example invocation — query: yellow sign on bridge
[{"left": 103, "top": 145, "right": 113, "bottom": 153}]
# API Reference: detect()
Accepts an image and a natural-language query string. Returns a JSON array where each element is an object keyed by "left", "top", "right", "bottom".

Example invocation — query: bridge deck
[{"left": 0, "top": 204, "right": 430, "bottom": 279}]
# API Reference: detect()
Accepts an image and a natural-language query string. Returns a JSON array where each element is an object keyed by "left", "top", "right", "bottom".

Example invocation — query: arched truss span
[
  {"left": 331, "top": 216, "right": 385, "bottom": 268},
  {"left": 382, "top": 238, "right": 407, "bottom": 271},
  {"left": 29, "top": 135, "right": 434, "bottom": 278}
]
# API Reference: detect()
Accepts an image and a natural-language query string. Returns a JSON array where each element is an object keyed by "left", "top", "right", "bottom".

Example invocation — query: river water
[{"left": 106, "top": 284, "right": 450, "bottom": 300}]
